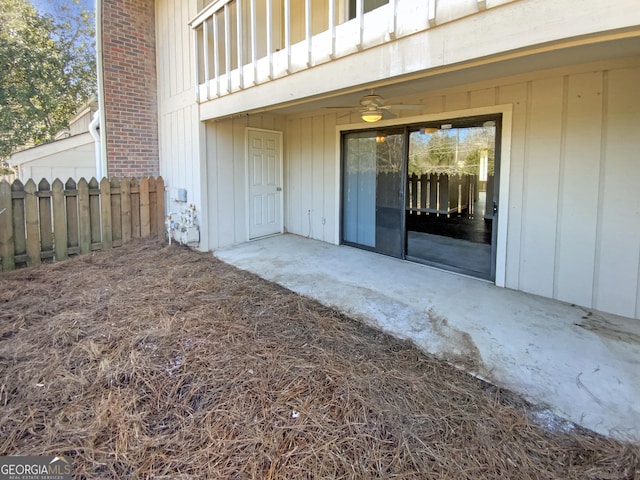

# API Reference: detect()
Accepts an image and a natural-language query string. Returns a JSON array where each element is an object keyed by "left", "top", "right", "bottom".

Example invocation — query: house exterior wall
[
  {"left": 102, "top": 0, "right": 159, "bottom": 177},
  {"left": 203, "top": 58, "right": 640, "bottom": 320},
  {"left": 154, "top": 0, "right": 640, "bottom": 320},
  {"left": 155, "top": 0, "right": 207, "bottom": 247}
]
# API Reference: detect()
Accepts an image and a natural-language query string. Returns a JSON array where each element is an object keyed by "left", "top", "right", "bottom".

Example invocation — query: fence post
[
  {"left": 52, "top": 179, "right": 67, "bottom": 261},
  {"left": 0, "top": 181, "right": 15, "bottom": 271},
  {"left": 100, "top": 177, "right": 113, "bottom": 249},
  {"left": 139, "top": 177, "right": 150, "bottom": 238},
  {"left": 24, "top": 179, "right": 41, "bottom": 266},
  {"left": 78, "top": 178, "right": 91, "bottom": 254}
]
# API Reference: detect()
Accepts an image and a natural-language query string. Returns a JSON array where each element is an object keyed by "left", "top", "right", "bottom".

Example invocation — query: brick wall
[{"left": 101, "top": 0, "right": 159, "bottom": 178}]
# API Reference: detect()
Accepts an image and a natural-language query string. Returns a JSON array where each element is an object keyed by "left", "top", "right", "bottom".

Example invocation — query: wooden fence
[{"left": 0, "top": 176, "right": 165, "bottom": 272}]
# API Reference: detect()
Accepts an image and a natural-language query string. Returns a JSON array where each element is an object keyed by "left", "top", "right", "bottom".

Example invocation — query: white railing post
[
  {"left": 329, "top": 0, "right": 336, "bottom": 58},
  {"left": 388, "top": 0, "right": 397, "bottom": 39},
  {"left": 203, "top": 20, "right": 211, "bottom": 99},
  {"left": 266, "top": 0, "right": 273, "bottom": 79},
  {"left": 250, "top": 0, "right": 257, "bottom": 84},
  {"left": 356, "top": 0, "right": 364, "bottom": 49},
  {"left": 428, "top": 0, "right": 437, "bottom": 26},
  {"left": 284, "top": 0, "right": 291, "bottom": 73},
  {"left": 213, "top": 13, "right": 220, "bottom": 97},
  {"left": 224, "top": 3, "right": 231, "bottom": 93},
  {"left": 305, "top": 0, "right": 312, "bottom": 67},
  {"left": 193, "top": 29, "right": 200, "bottom": 101},
  {"left": 236, "top": 0, "right": 244, "bottom": 89}
]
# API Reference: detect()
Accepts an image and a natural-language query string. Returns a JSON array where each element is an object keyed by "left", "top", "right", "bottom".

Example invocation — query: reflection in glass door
[
  {"left": 405, "top": 118, "right": 499, "bottom": 279},
  {"left": 342, "top": 129, "right": 405, "bottom": 258}
]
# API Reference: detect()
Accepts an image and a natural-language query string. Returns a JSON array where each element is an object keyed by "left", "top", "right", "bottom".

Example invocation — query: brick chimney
[{"left": 101, "top": 0, "right": 159, "bottom": 178}]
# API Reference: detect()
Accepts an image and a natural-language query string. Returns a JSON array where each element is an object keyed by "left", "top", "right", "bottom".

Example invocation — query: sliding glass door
[
  {"left": 341, "top": 115, "right": 501, "bottom": 280},
  {"left": 342, "top": 128, "right": 405, "bottom": 258}
]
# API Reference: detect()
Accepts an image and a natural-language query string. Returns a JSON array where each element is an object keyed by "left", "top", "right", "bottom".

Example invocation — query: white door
[{"left": 247, "top": 128, "right": 283, "bottom": 239}]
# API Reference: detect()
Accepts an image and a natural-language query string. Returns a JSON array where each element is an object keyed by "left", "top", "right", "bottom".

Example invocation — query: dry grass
[{"left": 0, "top": 239, "right": 638, "bottom": 479}]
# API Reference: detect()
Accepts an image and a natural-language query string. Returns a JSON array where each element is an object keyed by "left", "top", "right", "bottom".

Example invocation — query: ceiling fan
[{"left": 326, "top": 91, "right": 423, "bottom": 122}]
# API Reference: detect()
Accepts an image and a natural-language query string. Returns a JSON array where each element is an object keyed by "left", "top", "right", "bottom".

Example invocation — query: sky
[{"left": 30, "top": 0, "right": 94, "bottom": 17}]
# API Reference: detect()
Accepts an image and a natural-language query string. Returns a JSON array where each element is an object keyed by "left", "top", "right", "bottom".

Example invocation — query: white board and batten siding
[
  {"left": 155, "top": 0, "right": 205, "bottom": 247},
  {"left": 280, "top": 59, "right": 640, "bottom": 320}
]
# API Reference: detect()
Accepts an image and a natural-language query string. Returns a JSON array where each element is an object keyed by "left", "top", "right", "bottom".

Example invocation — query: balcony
[{"left": 189, "top": 0, "right": 490, "bottom": 102}]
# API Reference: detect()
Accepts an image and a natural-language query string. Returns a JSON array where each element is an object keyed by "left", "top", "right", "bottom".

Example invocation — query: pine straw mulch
[{"left": 0, "top": 239, "right": 638, "bottom": 480}]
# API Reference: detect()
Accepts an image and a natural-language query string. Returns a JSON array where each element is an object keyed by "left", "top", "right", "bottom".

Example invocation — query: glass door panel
[
  {"left": 405, "top": 117, "right": 499, "bottom": 279},
  {"left": 343, "top": 129, "right": 405, "bottom": 258}
]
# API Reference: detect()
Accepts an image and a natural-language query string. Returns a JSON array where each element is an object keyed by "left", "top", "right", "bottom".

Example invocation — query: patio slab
[{"left": 214, "top": 234, "right": 640, "bottom": 442}]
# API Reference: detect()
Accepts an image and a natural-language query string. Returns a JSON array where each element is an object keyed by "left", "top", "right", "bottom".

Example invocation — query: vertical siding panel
[
  {"left": 287, "top": 118, "right": 302, "bottom": 235},
  {"left": 324, "top": 113, "right": 337, "bottom": 244},
  {"left": 444, "top": 91, "right": 468, "bottom": 111},
  {"left": 300, "top": 117, "right": 314, "bottom": 236},
  {"left": 423, "top": 95, "right": 445, "bottom": 115},
  {"left": 469, "top": 87, "right": 496, "bottom": 108},
  {"left": 594, "top": 67, "right": 640, "bottom": 318},
  {"left": 206, "top": 121, "right": 220, "bottom": 248},
  {"left": 216, "top": 121, "right": 235, "bottom": 246},
  {"left": 554, "top": 72, "right": 603, "bottom": 307},
  {"left": 497, "top": 82, "right": 528, "bottom": 288},
  {"left": 312, "top": 115, "right": 325, "bottom": 241},
  {"left": 519, "top": 77, "right": 564, "bottom": 298},
  {"left": 169, "top": 0, "right": 177, "bottom": 97},
  {"left": 233, "top": 118, "right": 248, "bottom": 242},
  {"left": 182, "top": 0, "right": 191, "bottom": 91}
]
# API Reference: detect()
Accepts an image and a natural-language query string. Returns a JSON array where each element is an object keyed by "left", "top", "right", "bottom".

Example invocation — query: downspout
[
  {"left": 88, "top": 109, "right": 103, "bottom": 179},
  {"left": 95, "top": 0, "right": 108, "bottom": 179}
]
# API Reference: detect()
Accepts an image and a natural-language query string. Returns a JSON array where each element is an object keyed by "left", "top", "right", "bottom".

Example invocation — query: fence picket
[
  {"left": 100, "top": 177, "right": 113, "bottom": 249},
  {"left": 0, "top": 181, "right": 15, "bottom": 271},
  {"left": 139, "top": 177, "right": 151, "bottom": 237},
  {"left": 89, "top": 178, "right": 101, "bottom": 247},
  {"left": 24, "top": 180, "right": 40, "bottom": 266},
  {"left": 156, "top": 176, "right": 165, "bottom": 238},
  {"left": 130, "top": 178, "right": 141, "bottom": 238},
  {"left": 65, "top": 178, "right": 79, "bottom": 254},
  {"left": 0, "top": 176, "right": 166, "bottom": 271},
  {"left": 38, "top": 179, "right": 54, "bottom": 259},
  {"left": 11, "top": 180, "right": 27, "bottom": 264},
  {"left": 110, "top": 177, "right": 123, "bottom": 247},
  {"left": 148, "top": 177, "right": 157, "bottom": 237},
  {"left": 52, "top": 179, "right": 67, "bottom": 261},
  {"left": 121, "top": 178, "right": 132, "bottom": 243},
  {"left": 78, "top": 178, "right": 91, "bottom": 254}
]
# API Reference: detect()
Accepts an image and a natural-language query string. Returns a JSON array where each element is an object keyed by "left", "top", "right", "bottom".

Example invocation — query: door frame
[
  {"left": 245, "top": 127, "right": 284, "bottom": 241},
  {"left": 336, "top": 104, "right": 513, "bottom": 287}
]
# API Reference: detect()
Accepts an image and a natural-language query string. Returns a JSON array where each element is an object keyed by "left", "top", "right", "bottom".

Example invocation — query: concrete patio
[{"left": 214, "top": 234, "right": 640, "bottom": 443}]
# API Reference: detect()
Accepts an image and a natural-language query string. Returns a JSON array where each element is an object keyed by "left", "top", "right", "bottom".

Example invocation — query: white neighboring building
[{"left": 9, "top": 98, "right": 98, "bottom": 182}]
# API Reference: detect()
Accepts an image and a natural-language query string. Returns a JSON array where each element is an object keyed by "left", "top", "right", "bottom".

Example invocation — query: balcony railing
[{"left": 189, "top": 0, "right": 490, "bottom": 102}]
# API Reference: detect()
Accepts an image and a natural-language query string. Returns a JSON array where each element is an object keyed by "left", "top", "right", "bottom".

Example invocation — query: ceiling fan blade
[{"left": 325, "top": 105, "right": 361, "bottom": 110}]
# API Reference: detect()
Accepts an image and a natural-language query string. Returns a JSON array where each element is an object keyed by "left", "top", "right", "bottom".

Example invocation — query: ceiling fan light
[{"left": 362, "top": 110, "right": 382, "bottom": 122}]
